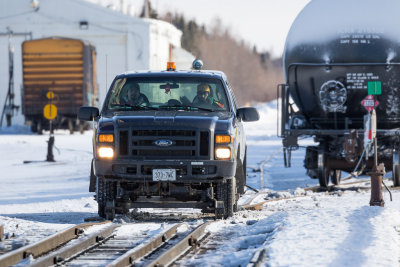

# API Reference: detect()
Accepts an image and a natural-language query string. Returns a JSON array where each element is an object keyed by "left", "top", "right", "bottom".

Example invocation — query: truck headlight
[
  {"left": 98, "top": 147, "right": 114, "bottom": 158},
  {"left": 215, "top": 147, "right": 231, "bottom": 159}
]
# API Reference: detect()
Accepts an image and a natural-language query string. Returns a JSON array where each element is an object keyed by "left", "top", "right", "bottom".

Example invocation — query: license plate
[{"left": 152, "top": 169, "right": 176, "bottom": 181}]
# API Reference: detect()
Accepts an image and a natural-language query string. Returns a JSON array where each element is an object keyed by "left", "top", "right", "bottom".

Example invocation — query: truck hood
[{"left": 99, "top": 111, "right": 234, "bottom": 133}]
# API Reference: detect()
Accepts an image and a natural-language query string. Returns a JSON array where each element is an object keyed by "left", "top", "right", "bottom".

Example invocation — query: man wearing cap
[{"left": 192, "top": 83, "right": 225, "bottom": 109}]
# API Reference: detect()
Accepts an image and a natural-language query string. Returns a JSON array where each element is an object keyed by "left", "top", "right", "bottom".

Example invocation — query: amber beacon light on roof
[{"left": 166, "top": 62, "right": 176, "bottom": 71}]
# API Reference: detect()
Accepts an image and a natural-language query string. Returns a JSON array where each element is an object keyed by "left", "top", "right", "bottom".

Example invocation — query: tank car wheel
[
  {"left": 317, "top": 146, "right": 330, "bottom": 188},
  {"left": 392, "top": 147, "right": 400, "bottom": 187},
  {"left": 331, "top": 170, "right": 341, "bottom": 185}
]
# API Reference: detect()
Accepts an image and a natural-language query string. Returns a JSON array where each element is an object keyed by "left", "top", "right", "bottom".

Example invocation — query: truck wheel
[
  {"left": 96, "top": 178, "right": 115, "bottom": 220},
  {"left": 236, "top": 160, "right": 245, "bottom": 195},
  {"left": 96, "top": 177, "right": 106, "bottom": 218},
  {"left": 236, "top": 152, "right": 247, "bottom": 195},
  {"left": 226, "top": 177, "right": 236, "bottom": 217},
  {"left": 215, "top": 177, "right": 236, "bottom": 219},
  {"left": 104, "top": 181, "right": 116, "bottom": 220},
  {"left": 89, "top": 161, "right": 96, "bottom": 192}
]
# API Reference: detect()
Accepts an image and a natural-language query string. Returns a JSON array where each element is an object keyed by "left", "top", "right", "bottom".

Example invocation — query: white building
[{"left": 0, "top": 0, "right": 194, "bottom": 126}]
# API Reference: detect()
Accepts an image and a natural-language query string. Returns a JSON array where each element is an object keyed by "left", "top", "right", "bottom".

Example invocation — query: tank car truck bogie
[{"left": 280, "top": 0, "right": 400, "bottom": 188}]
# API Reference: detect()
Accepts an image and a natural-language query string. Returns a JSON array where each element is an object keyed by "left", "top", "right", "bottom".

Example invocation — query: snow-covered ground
[{"left": 1, "top": 103, "right": 400, "bottom": 266}]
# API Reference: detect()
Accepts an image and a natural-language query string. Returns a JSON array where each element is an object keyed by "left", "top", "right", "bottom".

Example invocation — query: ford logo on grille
[{"left": 154, "top": 139, "right": 174, "bottom": 147}]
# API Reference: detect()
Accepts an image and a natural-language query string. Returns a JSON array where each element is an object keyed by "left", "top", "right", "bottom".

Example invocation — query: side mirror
[
  {"left": 237, "top": 107, "right": 259, "bottom": 122},
  {"left": 78, "top": 106, "right": 99, "bottom": 121}
]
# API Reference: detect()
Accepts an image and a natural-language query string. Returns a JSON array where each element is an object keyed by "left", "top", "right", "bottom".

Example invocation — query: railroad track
[
  {"left": 2, "top": 177, "right": 390, "bottom": 266},
  {"left": 240, "top": 178, "right": 384, "bottom": 211},
  {"left": 0, "top": 221, "right": 212, "bottom": 267}
]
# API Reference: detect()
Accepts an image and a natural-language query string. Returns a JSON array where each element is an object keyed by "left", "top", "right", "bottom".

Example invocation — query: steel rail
[
  {"left": 247, "top": 248, "right": 267, "bottom": 267},
  {"left": 28, "top": 223, "right": 119, "bottom": 267},
  {"left": 241, "top": 179, "right": 378, "bottom": 211},
  {"left": 147, "top": 221, "right": 212, "bottom": 267},
  {"left": 0, "top": 221, "right": 110, "bottom": 267},
  {"left": 106, "top": 223, "right": 183, "bottom": 267}
]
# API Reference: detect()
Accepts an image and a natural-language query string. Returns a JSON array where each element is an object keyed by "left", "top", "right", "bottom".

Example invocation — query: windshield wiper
[
  {"left": 160, "top": 104, "right": 214, "bottom": 112},
  {"left": 160, "top": 104, "right": 195, "bottom": 110},
  {"left": 194, "top": 106, "right": 215, "bottom": 112},
  {"left": 109, "top": 104, "right": 158, "bottom": 110}
]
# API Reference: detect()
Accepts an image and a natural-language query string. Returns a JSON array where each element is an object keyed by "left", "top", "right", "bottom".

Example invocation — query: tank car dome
[{"left": 283, "top": 0, "right": 400, "bottom": 77}]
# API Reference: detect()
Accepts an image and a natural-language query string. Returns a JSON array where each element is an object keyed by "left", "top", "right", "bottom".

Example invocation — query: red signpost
[{"left": 361, "top": 95, "right": 384, "bottom": 207}]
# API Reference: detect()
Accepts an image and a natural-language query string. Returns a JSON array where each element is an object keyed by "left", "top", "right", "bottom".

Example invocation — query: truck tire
[
  {"left": 96, "top": 177, "right": 106, "bottom": 218},
  {"left": 236, "top": 161, "right": 245, "bottom": 195},
  {"left": 236, "top": 152, "right": 247, "bottom": 195},
  {"left": 227, "top": 177, "right": 237, "bottom": 217},
  {"left": 96, "top": 178, "right": 115, "bottom": 220},
  {"left": 89, "top": 161, "right": 96, "bottom": 192},
  {"left": 215, "top": 177, "right": 236, "bottom": 219}
]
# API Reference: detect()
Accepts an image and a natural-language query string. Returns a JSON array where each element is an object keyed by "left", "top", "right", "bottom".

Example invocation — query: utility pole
[
  {"left": 1, "top": 33, "right": 18, "bottom": 126},
  {"left": 0, "top": 28, "right": 32, "bottom": 127}
]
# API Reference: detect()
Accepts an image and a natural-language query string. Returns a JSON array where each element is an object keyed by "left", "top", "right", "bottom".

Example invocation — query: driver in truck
[{"left": 120, "top": 82, "right": 150, "bottom": 106}]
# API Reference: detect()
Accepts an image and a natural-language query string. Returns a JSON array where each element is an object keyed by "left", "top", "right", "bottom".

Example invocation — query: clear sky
[
  {"left": 90, "top": 0, "right": 312, "bottom": 58},
  {"left": 152, "top": 0, "right": 311, "bottom": 57}
]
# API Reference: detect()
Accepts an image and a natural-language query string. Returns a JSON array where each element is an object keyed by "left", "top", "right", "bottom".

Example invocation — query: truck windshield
[{"left": 104, "top": 77, "right": 230, "bottom": 112}]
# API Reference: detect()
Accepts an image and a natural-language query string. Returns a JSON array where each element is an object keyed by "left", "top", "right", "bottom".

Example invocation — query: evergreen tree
[{"left": 140, "top": 0, "right": 158, "bottom": 19}]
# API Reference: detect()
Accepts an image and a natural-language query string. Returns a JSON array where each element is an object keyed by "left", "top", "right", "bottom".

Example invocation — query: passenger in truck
[
  {"left": 120, "top": 83, "right": 150, "bottom": 106},
  {"left": 192, "top": 83, "right": 225, "bottom": 109}
]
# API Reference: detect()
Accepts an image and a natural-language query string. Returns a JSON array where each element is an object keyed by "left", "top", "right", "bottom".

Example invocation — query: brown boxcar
[{"left": 22, "top": 37, "right": 98, "bottom": 133}]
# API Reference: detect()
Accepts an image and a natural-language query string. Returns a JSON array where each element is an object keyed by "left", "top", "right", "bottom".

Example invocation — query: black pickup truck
[{"left": 78, "top": 61, "right": 259, "bottom": 219}]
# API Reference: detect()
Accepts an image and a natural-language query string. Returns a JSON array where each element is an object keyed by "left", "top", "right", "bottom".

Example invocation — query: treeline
[{"left": 144, "top": 3, "right": 283, "bottom": 105}]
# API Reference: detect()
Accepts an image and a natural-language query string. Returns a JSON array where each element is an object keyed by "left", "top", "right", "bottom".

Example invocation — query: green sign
[{"left": 368, "top": 81, "right": 381, "bottom": 95}]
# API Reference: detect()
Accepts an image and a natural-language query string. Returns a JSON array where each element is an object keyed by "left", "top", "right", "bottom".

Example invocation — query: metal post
[
  {"left": 0, "top": 224, "right": 4, "bottom": 241},
  {"left": 368, "top": 139, "right": 385, "bottom": 206},
  {"left": 46, "top": 108, "right": 55, "bottom": 162},
  {"left": 369, "top": 109, "right": 384, "bottom": 206},
  {"left": 46, "top": 133, "right": 55, "bottom": 162},
  {"left": 46, "top": 137, "right": 55, "bottom": 162}
]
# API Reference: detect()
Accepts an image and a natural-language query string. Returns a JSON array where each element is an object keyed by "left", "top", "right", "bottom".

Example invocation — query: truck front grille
[{"left": 118, "top": 128, "right": 210, "bottom": 159}]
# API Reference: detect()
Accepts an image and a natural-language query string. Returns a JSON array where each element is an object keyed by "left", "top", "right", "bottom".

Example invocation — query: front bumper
[{"left": 94, "top": 158, "right": 236, "bottom": 182}]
